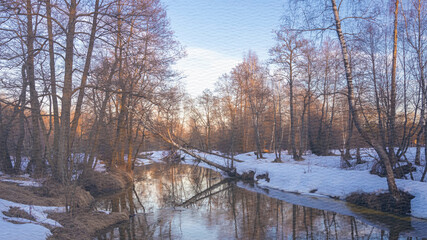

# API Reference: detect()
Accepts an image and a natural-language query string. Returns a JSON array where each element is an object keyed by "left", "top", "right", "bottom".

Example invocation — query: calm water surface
[{"left": 94, "top": 163, "right": 427, "bottom": 240}]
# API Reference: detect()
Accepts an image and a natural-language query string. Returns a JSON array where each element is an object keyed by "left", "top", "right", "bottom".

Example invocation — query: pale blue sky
[{"left": 163, "top": 0, "right": 286, "bottom": 96}]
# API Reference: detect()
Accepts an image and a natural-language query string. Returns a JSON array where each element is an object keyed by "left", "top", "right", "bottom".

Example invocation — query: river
[{"left": 94, "top": 163, "right": 427, "bottom": 239}]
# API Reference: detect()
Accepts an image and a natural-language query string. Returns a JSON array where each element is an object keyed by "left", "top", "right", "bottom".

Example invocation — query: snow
[
  {"left": 0, "top": 174, "right": 43, "bottom": 187},
  {"left": 92, "top": 151, "right": 164, "bottom": 170},
  {"left": 0, "top": 178, "right": 42, "bottom": 187},
  {"left": 137, "top": 148, "right": 427, "bottom": 219},
  {"left": 133, "top": 151, "right": 167, "bottom": 166},
  {"left": 93, "top": 162, "right": 107, "bottom": 172},
  {"left": 0, "top": 199, "right": 64, "bottom": 240},
  {"left": 0, "top": 172, "right": 64, "bottom": 239},
  {"left": 8, "top": 156, "right": 30, "bottom": 172}
]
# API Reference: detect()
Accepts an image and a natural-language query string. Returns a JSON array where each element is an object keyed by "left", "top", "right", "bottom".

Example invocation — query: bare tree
[
  {"left": 330, "top": 0, "right": 400, "bottom": 199},
  {"left": 271, "top": 30, "right": 305, "bottom": 160},
  {"left": 230, "top": 53, "right": 270, "bottom": 159}
]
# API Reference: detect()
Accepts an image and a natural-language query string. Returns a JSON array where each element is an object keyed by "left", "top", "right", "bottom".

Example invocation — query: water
[{"left": 94, "top": 163, "right": 427, "bottom": 239}]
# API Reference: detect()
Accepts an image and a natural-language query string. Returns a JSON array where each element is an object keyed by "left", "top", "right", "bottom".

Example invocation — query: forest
[{"left": 0, "top": 0, "right": 426, "bottom": 238}]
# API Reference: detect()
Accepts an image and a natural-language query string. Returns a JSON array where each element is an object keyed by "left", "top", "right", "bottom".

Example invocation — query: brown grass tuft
[
  {"left": 0, "top": 181, "right": 63, "bottom": 206},
  {"left": 48, "top": 210, "right": 129, "bottom": 240},
  {"left": 2, "top": 206, "right": 36, "bottom": 221},
  {"left": 78, "top": 168, "right": 132, "bottom": 197}
]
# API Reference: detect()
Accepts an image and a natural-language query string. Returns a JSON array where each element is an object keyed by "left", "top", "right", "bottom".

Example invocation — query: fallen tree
[
  {"left": 186, "top": 146, "right": 244, "bottom": 163},
  {"left": 142, "top": 121, "right": 242, "bottom": 177},
  {"left": 160, "top": 130, "right": 238, "bottom": 176}
]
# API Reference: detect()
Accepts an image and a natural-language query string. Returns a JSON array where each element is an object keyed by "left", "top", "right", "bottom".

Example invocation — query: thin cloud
[{"left": 176, "top": 47, "right": 240, "bottom": 96}]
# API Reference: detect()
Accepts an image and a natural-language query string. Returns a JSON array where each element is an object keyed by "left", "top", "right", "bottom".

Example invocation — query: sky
[{"left": 163, "top": 0, "right": 286, "bottom": 97}]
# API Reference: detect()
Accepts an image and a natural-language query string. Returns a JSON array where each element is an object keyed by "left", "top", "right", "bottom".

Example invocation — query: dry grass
[
  {"left": 0, "top": 170, "right": 133, "bottom": 239},
  {"left": 2, "top": 206, "right": 36, "bottom": 221},
  {"left": 0, "top": 180, "right": 94, "bottom": 209},
  {"left": 48, "top": 210, "right": 129, "bottom": 240},
  {"left": 78, "top": 168, "right": 133, "bottom": 197},
  {"left": 0, "top": 181, "right": 64, "bottom": 206}
]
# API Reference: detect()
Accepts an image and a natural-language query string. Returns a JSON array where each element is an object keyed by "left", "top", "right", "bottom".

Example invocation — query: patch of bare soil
[
  {"left": 2, "top": 206, "right": 36, "bottom": 221},
  {"left": 47, "top": 210, "right": 129, "bottom": 240}
]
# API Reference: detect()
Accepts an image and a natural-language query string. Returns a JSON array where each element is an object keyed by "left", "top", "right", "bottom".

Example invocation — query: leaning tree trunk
[
  {"left": 331, "top": 0, "right": 400, "bottom": 200},
  {"left": 70, "top": 0, "right": 100, "bottom": 142}
]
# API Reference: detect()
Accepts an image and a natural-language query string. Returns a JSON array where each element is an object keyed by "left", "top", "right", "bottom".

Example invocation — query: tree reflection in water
[{"left": 94, "top": 164, "right": 422, "bottom": 240}]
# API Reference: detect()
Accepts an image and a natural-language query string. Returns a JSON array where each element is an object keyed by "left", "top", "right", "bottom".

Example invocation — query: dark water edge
[{"left": 94, "top": 163, "right": 427, "bottom": 240}]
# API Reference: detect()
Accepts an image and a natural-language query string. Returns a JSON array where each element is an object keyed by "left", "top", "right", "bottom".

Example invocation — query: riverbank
[
  {"left": 1, "top": 148, "right": 426, "bottom": 239},
  {"left": 137, "top": 148, "right": 427, "bottom": 220},
  {"left": 0, "top": 169, "right": 131, "bottom": 239}
]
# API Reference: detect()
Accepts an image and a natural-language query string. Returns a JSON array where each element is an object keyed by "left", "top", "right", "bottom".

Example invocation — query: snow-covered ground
[
  {"left": 0, "top": 176, "right": 64, "bottom": 240},
  {"left": 0, "top": 199, "right": 64, "bottom": 240},
  {"left": 136, "top": 148, "right": 427, "bottom": 220},
  {"left": 0, "top": 160, "right": 65, "bottom": 239},
  {"left": 0, "top": 174, "right": 43, "bottom": 187}
]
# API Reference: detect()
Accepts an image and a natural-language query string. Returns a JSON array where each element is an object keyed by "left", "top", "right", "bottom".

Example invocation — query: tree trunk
[
  {"left": 126, "top": 109, "right": 134, "bottom": 172},
  {"left": 331, "top": 0, "right": 400, "bottom": 200},
  {"left": 15, "top": 65, "right": 29, "bottom": 173},
  {"left": 57, "top": 0, "right": 78, "bottom": 183},
  {"left": 387, "top": 0, "right": 399, "bottom": 165},
  {"left": 0, "top": 105, "right": 14, "bottom": 174},
  {"left": 325, "top": 71, "right": 338, "bottom": 154},
  {"left": 26, "top": 0, "right": 44, "bottom": 176},
  {"left": 299, "top": 97, "right": 307, "bottom": 157},
  {"left": 343, "top": 109, "right": 353, "bottom": 160},
  {"left": 87, "top": 60, "right": 119, "bottom": 168},
  {"left": 112, "top": 91, "right": 128, "bottom": 168},
  {"left": 356, "top": 147, "right": 362, "bottom": 164},
  {"left": 46, "top": 0, "right": 60, "bottom": 178},
  {"left": 414, "top": 0, "right": 426, "bottom": 169},
  {"left": 307, "top": 73, "right": 314, "bottom": 154},
  {"left": 415, "top": 128, "right": 422, "bottom": 166},
  {"left": 70, "top": 0, "right": 100, "bottom": 141},
  {"left": 289, "top": 60, "right": 299, "bottom": 160},
  {"left": 253, "top": 112, "right": 263, "bottom": 159},
  {"left": 422, "top": 120, "right": 427, "bottom": 182},
  {"left": 317, "top": 56, "right": 329, "bottom": 155}
]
